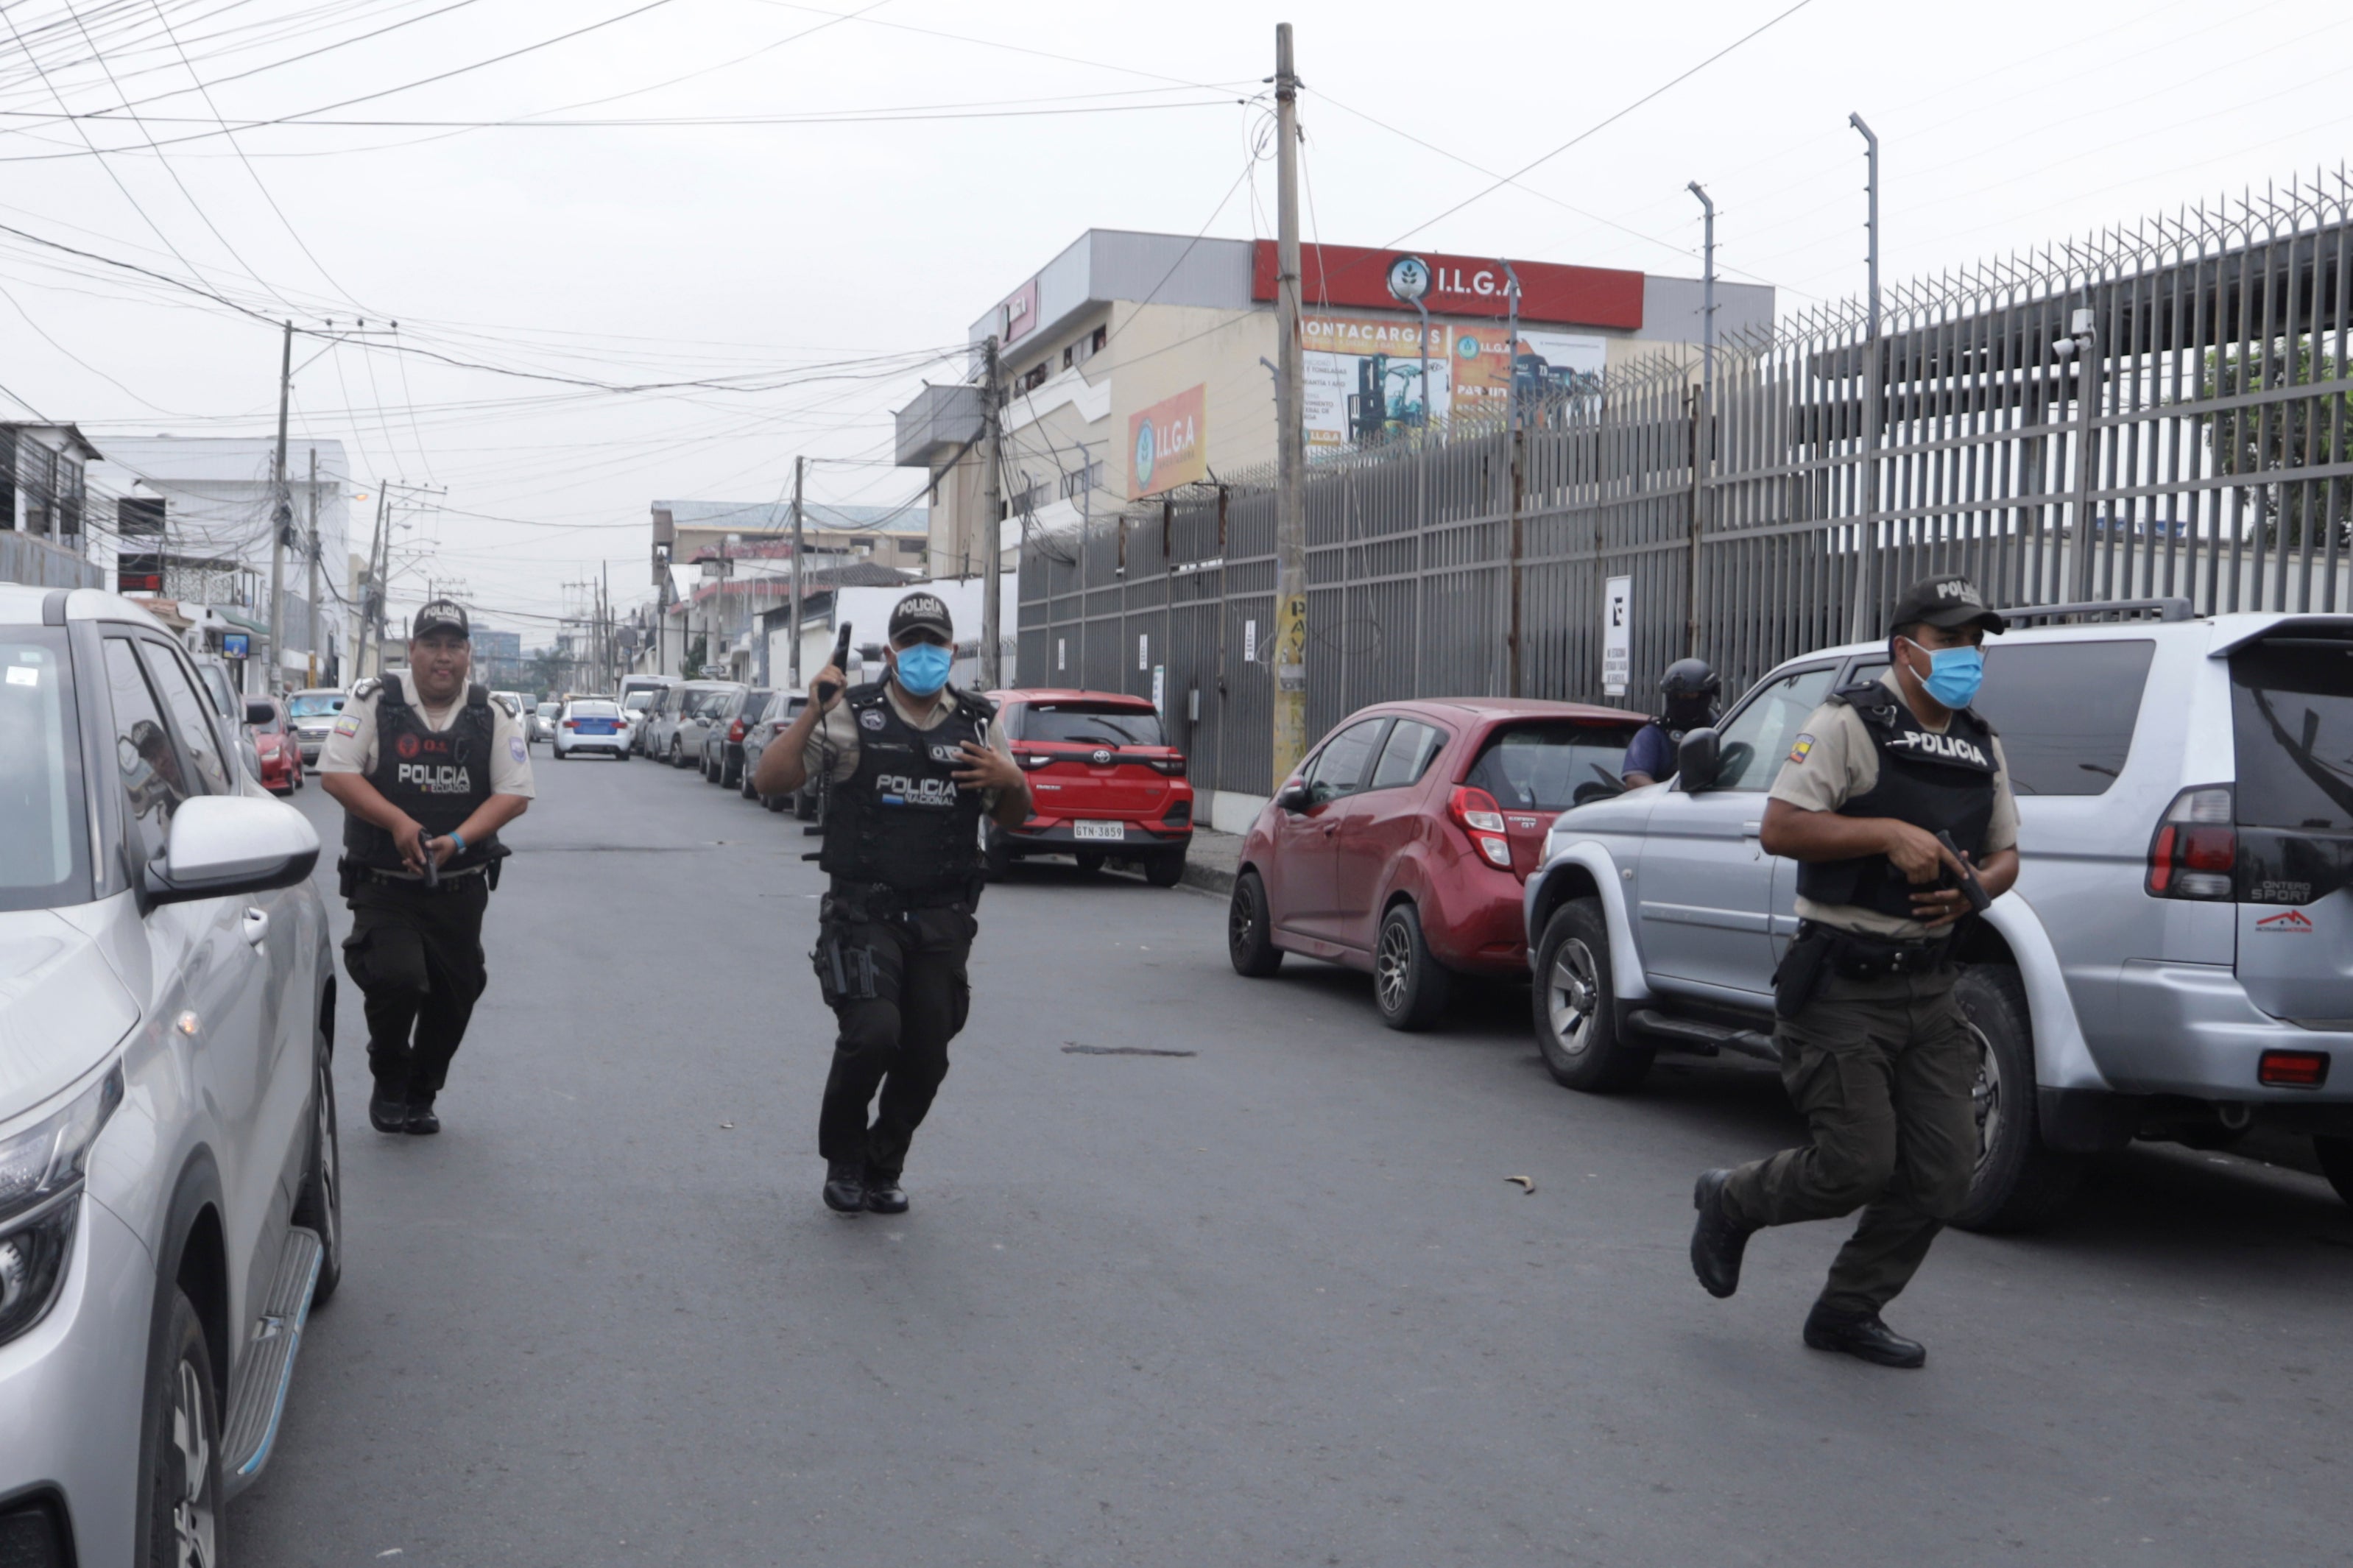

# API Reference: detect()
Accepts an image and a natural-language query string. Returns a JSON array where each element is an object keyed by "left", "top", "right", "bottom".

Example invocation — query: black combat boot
[
  {"left": 1690, "top": 1169, "right": 1754, "bottom": 1299},
  {"left": 863, "top": 1170, "right": 909, "bottom": 1215},
  {"left": 823, "top": 1160, "right": 867, "bottom": 1214},
  {"left": 1802, "top": 1303, "right": 1927, "bottom": 1369},
  {"left": 403, "top": 1093, "right": 440, "bottom": 1135},
  {"left": 367, "top": 1080, "right": 408, "bottom": 1134}
]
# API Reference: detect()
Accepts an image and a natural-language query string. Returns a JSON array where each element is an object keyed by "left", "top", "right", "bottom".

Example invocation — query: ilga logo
[
  {"left": 876, "top": 774, "right": 958, "bottom": 808},
  {"left": 396, "top": 763, "right": 474, "bottom": 795},
  {"left": 1133, "top": 420, "right": 1157, "bottom": 491},
  {"left": 1889, "top": 730, "right": 1989, "bottom": 767},
  {"left": 2255, "top": 910, "right": 2315, "bottom": 934}
]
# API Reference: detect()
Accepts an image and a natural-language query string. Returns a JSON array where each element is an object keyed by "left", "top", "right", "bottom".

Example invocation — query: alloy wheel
[
  {"left": 1545, "top": 939, "right": 1601, "bottom": 1057},
  {"left": 1375, "top": 919, "right": 1413, "bottom": 1014},
  {"left": 1969, "top": 1022, "right": 2001, "bottom": 1176},
  {"left": 171, "top": 1357, "right": 217, "bottom": 1567},
  {"left": 1227, "top": 889, "right": 1256, "bottom": 956}
]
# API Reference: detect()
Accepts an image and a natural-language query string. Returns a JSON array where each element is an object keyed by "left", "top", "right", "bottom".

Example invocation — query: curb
[{"left": 1179, "top": 858, "right": 1236, "bottom": 898}]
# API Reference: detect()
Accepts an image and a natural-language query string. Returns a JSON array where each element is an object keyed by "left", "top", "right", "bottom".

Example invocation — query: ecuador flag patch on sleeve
[{"left": 1786, "top": 733, "right": 1815, "bottom": 764}]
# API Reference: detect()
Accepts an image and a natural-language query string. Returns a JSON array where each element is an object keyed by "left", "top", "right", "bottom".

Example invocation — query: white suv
[{"left": 1523, "top": 602, "right": 2353, "bottom": 1229}]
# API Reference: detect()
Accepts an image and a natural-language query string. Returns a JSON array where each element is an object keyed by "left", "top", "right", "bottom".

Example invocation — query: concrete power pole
[
  {"left": 981, "top": 336, "right": 1004, "bottom": 690},
  {"left": 789, "top": 454, "right": 806, "bottom": 690},
  {"left": 267, "top": 319, "right": 292, "bottom": 694},
  {"left": 304, "top": 446, "right": 321, "bottom": 687},
  {"left": 1270, "top": 22, "right": 1309, "bottom": 782},
  {"left": 367, "top": 479, "right": 389, "bottom": 677},
  {"left": 1848, "top": 113, "right": 1882, "bottom": 642}
]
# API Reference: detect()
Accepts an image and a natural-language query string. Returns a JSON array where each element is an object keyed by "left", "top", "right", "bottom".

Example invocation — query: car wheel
[
  {"left": 763, "top": 791, "right": 786, "bottom": 813},
  {"left": 1532, "top": 897, "right": 1651, "bottom": 1091},
  {"left": 1145, "top": 851, "right": 1185, "bottom": 889},
  {"left": 794, "top": 788, "right": 817, "bottom": 821},
  {"left": 290, "top": 1032, "right": 342, "bottom": 1306},
  {"left": 1951, "top": 964, "right": 2086, "bottom": 1232},
  {"left": 738, "top": 761, "right": 758, "bottom": 798},
  {"left": 2313, "top": 1137, "right": 2353, "bottom": 1209},
  {"left": 139, "top": 1288, "right": 222, "bottom": 1568},
  {"left": 669, "top": 738, "right": 684, "bottom": 767},
  {"left": 1373, "top": 903, "right": 1451, "bottom": 1031},
  {"left": 1227, "top": 869, "right": 1283, "bottom": 977}
]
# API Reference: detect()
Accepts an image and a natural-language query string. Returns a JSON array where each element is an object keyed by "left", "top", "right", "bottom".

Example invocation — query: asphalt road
[{"left": 239, "top": 748, "right": 2353, "bottom": 1567}]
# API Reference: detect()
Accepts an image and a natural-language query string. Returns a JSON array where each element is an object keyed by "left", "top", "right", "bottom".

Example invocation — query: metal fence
[
  {"left": 1020, "top": 172, "right": 2353, "bottom": 802},
  {"left": 0, "top": 529, "right": 102, "bottom": 591}
]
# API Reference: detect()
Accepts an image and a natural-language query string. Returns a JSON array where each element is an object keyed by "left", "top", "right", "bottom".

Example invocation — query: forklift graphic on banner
[{"left": 1346, "top": 352, "right": 1452, "bottom": 442}]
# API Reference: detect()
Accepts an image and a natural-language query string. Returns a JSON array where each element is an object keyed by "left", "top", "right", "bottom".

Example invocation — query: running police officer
[
  {"left": 1687, "top": 573, "right": 2019, "bottom": 1368},
  {"left": 1620, "top": 657, "right": 1721, "bottom": 787},
  {"left": 320, "top": 601, "right": 534, "bottom": 1136},
  {"left": 750, "top": 591, "right": 1029, "bottom": 1215}
]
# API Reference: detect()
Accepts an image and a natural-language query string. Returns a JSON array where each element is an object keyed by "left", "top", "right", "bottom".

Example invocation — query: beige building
[{"left": 897, "top": 230, "right": 1773, "bottom": 581}]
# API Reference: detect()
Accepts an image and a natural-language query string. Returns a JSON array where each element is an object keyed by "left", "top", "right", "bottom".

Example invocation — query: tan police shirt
[
  {"left": 804, "top": 682, "right": 1015, "bottom": 809},
  {"left": 318, "top": 679, "right": 537, "bottom": 798},
  {"left": 1768, "top": 669, "right": 2017, "bottom": 939}
]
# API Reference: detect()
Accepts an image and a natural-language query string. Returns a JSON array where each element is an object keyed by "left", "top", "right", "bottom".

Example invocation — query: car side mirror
[
  {"left": 1277, "top": 781, "right": 1313, "bottom": 813},
  {"left": 144, "top": 796, "right": 320, "bottom": 906},
  {"left": 1676, "top": 727, "right": 1723, "bottom": 792},
  {"left": 243, "top": 698, "right": 278, "bottom": 727}
]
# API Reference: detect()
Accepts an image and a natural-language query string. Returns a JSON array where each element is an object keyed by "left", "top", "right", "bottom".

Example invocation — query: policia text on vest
[
  {"left": 1687, "top": 574, "right": 2020, "bottom": 1371},
  {"left": 752, "top": 591, "right": 1031, "bottom": 1218},
  {"left": 319, "top": 601, "right": 535, "bottom": 1137}
]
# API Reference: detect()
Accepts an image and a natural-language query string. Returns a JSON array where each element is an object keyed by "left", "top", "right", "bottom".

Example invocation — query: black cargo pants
[
  {"left": 1718, "top": 964, "right": 1979, "bottom": 1314},
  {"left": 813, "top": 890, "right": 976, "bottom": 1178},
  {"left": 341, "top": 874, "right": 491, "bottom": 1099}
]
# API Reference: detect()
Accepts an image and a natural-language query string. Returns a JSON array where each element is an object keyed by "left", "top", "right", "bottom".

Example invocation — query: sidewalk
[{"left": 1179, "top": 827, "right": 1242, "bottom": 898}]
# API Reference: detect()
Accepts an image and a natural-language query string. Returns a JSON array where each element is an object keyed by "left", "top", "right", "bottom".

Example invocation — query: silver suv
[
  {"left": 1523, "top": 602, "right": 2353, "bottom": 1229},
  {"left": 0, "top": 585, "right": 338, "bottom": 1563}
]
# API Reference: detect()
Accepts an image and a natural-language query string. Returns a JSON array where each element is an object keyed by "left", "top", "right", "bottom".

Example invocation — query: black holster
[{"left": 1773, "top": 927, "right": 1833, "bottom": 1020}]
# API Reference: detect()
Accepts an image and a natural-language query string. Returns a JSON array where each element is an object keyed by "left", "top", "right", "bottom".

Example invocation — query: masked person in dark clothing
[
  {"left": 752, "top": 591, "right": 1029, "bottom": 1215},
  {"left": 320, "top": 601, "right": 533, "bottom": 1135},
  {"left": 1687, "top": 574, "right": 2019, "bottom": 1369},
  {"left": 1620, "top": 657, "right": 1721, "bottom": 787}
]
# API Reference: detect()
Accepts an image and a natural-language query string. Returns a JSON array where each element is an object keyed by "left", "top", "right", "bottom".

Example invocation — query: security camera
[{"left": 2052, "top": 337, "right": 2078, "bottom": 359}]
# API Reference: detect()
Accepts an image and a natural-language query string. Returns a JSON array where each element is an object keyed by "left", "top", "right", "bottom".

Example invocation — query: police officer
[
  {"left": 320, "top": 601, "right": 534, "bottom": 1136},
  {"left": 751, "top": 591, "right": 1029, "bottom": 1215},
  {"left": 1620, "top": 657, "right": 1720, "bottom": 787},
  {"left": 1687, "top": 574, "right": 2019, "bottom": 1368}
]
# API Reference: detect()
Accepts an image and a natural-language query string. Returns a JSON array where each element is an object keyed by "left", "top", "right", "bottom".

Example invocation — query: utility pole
[
  {"left": 1503, "top": 258, "right": 1525, "bottom": 696},
  {"left": 1270, "top": 21, "right": 1309, "bottom": 780},
  {"left": 367, "top": 478, "right": 389, "bottom": 677},
  {"left": 304, "top": 445, "right": 321, "bottom": 687},
  {"left": 267, "top": 319, "right": 292, "bottom": 694},
  {"left": 1687, "top": 182, "right": 1716, "bottom": 659},
  {"left": 981, "top": 336, "right": 1004, "bottom": 689},
  {"left": 1848, "top": 113, "right": 1882, "bottom": 641},
  {"left": 789, "top": 454, "right": 806, "bottom": 690},
  {"left": 602, "top": 561, "right": 613, "bottom": 691}
]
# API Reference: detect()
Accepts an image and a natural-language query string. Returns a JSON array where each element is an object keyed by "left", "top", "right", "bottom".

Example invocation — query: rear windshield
[
  {"left": 1465, "top": 722, "right": 1640, "bottom": 811},
  {"left": 2232, "top": 639, "right": 2353, "bottom": 833},
  {"left": 0, "top": 629, "right": 91, "bottom": 911},
  {"left": 571, "top": 701, "right": 620, "bottom": 718},
  {"left": 537, "top": 703, "right": 559, "bottom": 718},
  {"left": 1017, "top": 702, "right": 1164, "bottom": 746},
  {"left": 250, "top": 706, "right": 284, "bottom": 734},
  {"left": 287, "top": 693, "right": 344, "bottom": 718}
]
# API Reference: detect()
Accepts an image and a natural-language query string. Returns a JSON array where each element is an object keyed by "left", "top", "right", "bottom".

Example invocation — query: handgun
[
  {"left": 1935, "top": 830, "right": 1992, "bottom": 914},
  {"left": 421, "top": 838, "right": 440, "bottom": 891},
  {"left": 816, "top": 622, "right": 853, "bottom": 705}
]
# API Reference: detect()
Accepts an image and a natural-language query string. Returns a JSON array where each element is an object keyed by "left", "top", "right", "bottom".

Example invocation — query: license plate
[{"left": 1073, "top": 820, "right": 1125, "bottom": 842}]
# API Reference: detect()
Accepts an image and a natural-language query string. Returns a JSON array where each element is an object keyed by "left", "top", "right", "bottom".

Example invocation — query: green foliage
[
  {"left": 683, "top": 633, "right": 708, "bottom": 679},
  {"left": 526, "top": 648, "right": 571, "bottom": 696},
  {"left": 2201, "top": 341, "right": 2353, "bottom": 548}
]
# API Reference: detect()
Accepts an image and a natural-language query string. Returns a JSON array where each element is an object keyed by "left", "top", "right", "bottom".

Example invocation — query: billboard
[
  {"left": 1300, "top": 316, "right": 1605, "bottom": 447},
  {"left": 1255, "top": 241, "right": 1644, "bottom": 330},
  {"left": 1129, "top": 384, "right": 1207, "bottom": 498}
]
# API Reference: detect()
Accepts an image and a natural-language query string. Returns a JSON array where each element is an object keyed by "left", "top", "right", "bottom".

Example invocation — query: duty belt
[
  {"left": 1796, "top": 920, "right": 1953, "bottom": 978},
  {"left": 825, "top": 876, "right": 973, "bottom": 914},
  {"left": 361, "top": 863, "right": 488, "bottom": 889}
]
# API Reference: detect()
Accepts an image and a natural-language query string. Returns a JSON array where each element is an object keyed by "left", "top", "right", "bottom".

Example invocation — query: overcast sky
[{"left": 5, "top": 0, "right": 2350, "bottom": 639}]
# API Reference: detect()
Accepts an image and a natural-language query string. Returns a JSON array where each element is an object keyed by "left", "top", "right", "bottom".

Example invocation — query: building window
[
  {"left": 1009, "top": 474, "right": 1049, "bottom": 516},
  {"left": 1059, "top": 460, "right": 1104, "bottom": 501},
  {"left": 1015, "top": 362, "right": 1050, "bottom": 395}
]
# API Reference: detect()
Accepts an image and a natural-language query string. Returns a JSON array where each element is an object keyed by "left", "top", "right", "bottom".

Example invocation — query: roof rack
[{"left": 1996, "top": 597, "right": 2194, "bottom": 626}]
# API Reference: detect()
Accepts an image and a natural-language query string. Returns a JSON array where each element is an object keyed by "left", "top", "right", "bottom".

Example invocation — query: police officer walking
[
  {"left": 1620, "top": 657, "right": 1721, "bottom": 787},
  {"left": 1687, "top": 574, "right": 2019, "bottom": 1368},
  {"left": 751, "top": 591, "right": 1029, "bottom": 1215},
  {"left": 320, "top": 601, "right": 534, "bottom": 1135}
]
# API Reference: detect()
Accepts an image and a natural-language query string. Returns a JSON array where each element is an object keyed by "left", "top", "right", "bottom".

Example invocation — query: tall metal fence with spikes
[{"left": 1019, "top": 173, "right": 2353, "bottom": 811}]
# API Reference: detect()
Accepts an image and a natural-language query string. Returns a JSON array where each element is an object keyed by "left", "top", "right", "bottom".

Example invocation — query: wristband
[{"left": 446, "top": 830, "right": 467, "bottom": 853}]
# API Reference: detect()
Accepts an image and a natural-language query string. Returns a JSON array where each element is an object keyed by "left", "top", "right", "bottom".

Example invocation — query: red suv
[
  {"left": 984, "top": 688, "right": 1195, "bottom": 887},
  {"left": 1229, "top": 699, "right": 1644, "bottom": 1029},
  {"left": 245, "top": 693, "right": 305, "bottom": 796}
]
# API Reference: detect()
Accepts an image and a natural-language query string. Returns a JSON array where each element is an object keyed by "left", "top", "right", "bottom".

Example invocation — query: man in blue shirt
[{"left": 1620, "top": 658, "right": 1721, "bottom": 786}]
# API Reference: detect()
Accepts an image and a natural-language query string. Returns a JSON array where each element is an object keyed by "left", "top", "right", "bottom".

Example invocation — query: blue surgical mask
[
  {"left": 893, "top": 643, "right": 952, "bottom": 696},
  {"left": 1905, "top": 638, "right": 1984, "bottom": 709}
]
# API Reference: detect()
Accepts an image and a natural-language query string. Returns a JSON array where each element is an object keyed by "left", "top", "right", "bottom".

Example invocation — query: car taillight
[
  {"left": 562, "top": 719, "right": 576, "bottom": 729},
  {"left": 1149, "top": 755, "right": 1187, "bottom": 777},
  {"left": 2146, "top": 785, "right": 2236, "bottom": 900},
  {"left": 2259, "top": 1050, "right": 2330, "bottom": 1089},
  {"left": 1448, "top": 785, "right": 1515, "bottom": 870},
  {"left": 729, "top": 720, "right": 747, "bottom": 741}
]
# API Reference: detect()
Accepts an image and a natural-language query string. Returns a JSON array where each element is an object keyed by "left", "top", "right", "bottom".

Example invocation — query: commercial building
[{"left": 897, "top": 230, "right": 1772, "bottom": 581}]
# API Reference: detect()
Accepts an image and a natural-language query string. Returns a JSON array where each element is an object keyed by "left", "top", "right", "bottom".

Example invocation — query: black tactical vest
[
  {"left": 817, "top": 680, "right": 994, "bottom": 896},
  {"left": 1793, "top": 679, "right": 1999, "bottom": 921},
  {"left": 341, "top": 674, "right": 506, "bottom": 873}
]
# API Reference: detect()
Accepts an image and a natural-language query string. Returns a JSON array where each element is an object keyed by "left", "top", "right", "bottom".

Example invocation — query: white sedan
[{"left": 554, "top": 697, "right": 630, "bottom": 760}]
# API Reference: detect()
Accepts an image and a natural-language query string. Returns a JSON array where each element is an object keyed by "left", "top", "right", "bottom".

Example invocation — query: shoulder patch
[
  {"left": 1786, "top": 733, "right": 1816, "bottom": 765},
  {"left": 491, "top": 693, "right": 520, "bottom": 718},
  {"left": 350, "top": 677, "right": 381, "bottom": 700},
  {"left": 333, "top": 714, "right": 361, "bottom": 738},
  {"left": 508, "top": 735, "right": 527, "bottom": 763}
]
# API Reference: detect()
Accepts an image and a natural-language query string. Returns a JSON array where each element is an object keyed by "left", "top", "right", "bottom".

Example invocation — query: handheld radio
[{"left": 816, "top": 622, "right": 853, "bottom": 705}]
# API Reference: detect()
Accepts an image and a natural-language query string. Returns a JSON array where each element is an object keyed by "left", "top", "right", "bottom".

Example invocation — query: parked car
[
  {"left": 657, "top": 680, "right": 743, "bottom": 769},
  {"left": 0, "top": 584, "right": 339, "bottom": 1566},
  {"left": 532, "top": 701, "right": 560, "bottom": 744},
  {"left": 741, "top": 693, "right": 814, "bottom": 813},
  {"left": 284, "top": 687, "right": 347, "bottom": 764},
  {"left": 621, "top": 687, "right": 660, "bottom": 752},
  {"left": 985, "top": 689, "right": 1199, "bottom": 887},
  {"left": 554, "top": 696, "right": 630, "bottom": 760},
  {"left": 1520, "top": 602, "right": 2353, "bottom": 1230},
  {"left": 244, "top": 693, "right": 306, "bottom": 794},
  {"left": 1229, "top": 698, "right": 1646, "bottom": 1027},
  {"left": 700, "top": 687, "right": 774, "bottom": 788}
]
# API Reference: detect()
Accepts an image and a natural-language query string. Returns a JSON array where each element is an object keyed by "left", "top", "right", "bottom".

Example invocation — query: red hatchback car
[
  {"left": 246, "top": 693, "right": 306, "bottom": 796},
  {"left": 984, "top": 688, "right": 1195, "bottom": 886},
  {"left": 1230, "top": 699, "right": 1644, "bottom": 1029}
]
